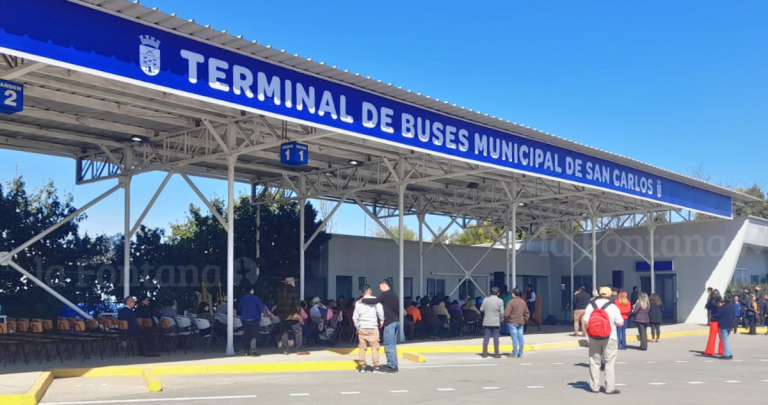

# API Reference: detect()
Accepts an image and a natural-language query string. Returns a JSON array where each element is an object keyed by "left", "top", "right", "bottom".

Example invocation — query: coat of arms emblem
[{"left": 139, "top": 35, "right": 161, "bottom": 76}]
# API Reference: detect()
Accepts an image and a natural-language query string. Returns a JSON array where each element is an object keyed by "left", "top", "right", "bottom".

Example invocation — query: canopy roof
[{"left": 0, "top": 0, "right": 757, "bottom": 229}]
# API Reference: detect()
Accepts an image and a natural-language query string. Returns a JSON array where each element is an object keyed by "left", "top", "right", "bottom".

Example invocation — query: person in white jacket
[{"left": 353, "top": 285, "right": 385, "bottom": 373}]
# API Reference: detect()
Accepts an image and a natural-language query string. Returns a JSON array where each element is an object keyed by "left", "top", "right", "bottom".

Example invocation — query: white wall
[
  {"left": 317, "top": 218, "right": 763, "bottom": 324},
  {"left": 325, "top": 234, "right": 551, "bottom": 309}
]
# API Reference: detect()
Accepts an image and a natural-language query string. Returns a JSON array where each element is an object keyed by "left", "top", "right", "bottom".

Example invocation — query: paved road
[{"left": 41, "top": 333, "right": 768, "bottom": 405}]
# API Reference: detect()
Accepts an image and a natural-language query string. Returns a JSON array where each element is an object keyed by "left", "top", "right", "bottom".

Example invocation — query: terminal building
[
  {"left": 313, "top": 216, "right": 768, "bottom": 326},
  {"left": 0, "top": 0, "right": 761, "bottom": 353}
]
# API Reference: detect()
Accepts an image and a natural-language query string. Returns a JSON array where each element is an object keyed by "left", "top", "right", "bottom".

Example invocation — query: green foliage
[
  {"left": 374, "top": 225, "right": 416, "bottom": 241},
  {"left": 0, "top": 177, "right": 329, "bottom": 317},
  {"left": 733, "top": 184, "right": 768, "bottom": 219},
  {"left": 0, "top": 177, "right": 113, "bottom": 319}
]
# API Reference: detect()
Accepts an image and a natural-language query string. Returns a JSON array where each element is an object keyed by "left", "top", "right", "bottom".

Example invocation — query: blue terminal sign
[
  {"left": 0, "top": 79, "right": 24, "bottom": 115},
  {"left": 280, "top": 142, "right": 309, "bottom": 166},
  {"left": 0, "top": 0, "right": 733, "bottom": 218}
]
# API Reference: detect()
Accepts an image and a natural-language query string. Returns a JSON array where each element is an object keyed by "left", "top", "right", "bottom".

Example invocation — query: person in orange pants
[{"left": 705, "top": 298, "right": 725, "bottom": 357}]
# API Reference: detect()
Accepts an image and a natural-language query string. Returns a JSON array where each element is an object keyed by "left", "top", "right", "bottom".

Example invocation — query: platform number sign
[
  {"left": 0, "top": 79, "right": 24, "bottom": 115},
  {"left": 280, "top": 142, "right": 309, "bottom": 166}
]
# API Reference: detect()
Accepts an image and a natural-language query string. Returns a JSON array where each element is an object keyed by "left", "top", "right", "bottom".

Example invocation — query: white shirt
[
  {"left": 528, "top": 291, "right": 537, "bottom": 303},
  {"left": 583, "top": 298, "right": 624, "bottom": 341}
]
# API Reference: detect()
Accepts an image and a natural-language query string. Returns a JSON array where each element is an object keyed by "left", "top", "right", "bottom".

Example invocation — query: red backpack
[{"left": 586, "top": 301, "right": 613, "bottom": 339}]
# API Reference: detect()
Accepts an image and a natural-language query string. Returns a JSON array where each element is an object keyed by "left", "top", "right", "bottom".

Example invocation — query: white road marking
[
  {"left": 526, "top": 386, "right": 544, "bottom": 389},
  {"left": 688, "top": 382, "right": 705, "bottom": 385},
  {"left": 761, "top": 380, "right": 768, "bottom": 383},
  {"left": 341, "top": 392, "right": 361, "bottom": 395},
  {"left": 732, "top": 360, "right": 744, "bottom": 362},
  {"left": 75, "top": 384, "right": 108, "bottom": 387},
  {"left": 673, "top": 360, "right": 687, "bottom": 363},
  {"left": 724, "top": 381, "right": 741, "bottom": 384},
  {"left": 390, "top": 390, "right": 409, "bottom": 393},
  {"left": 646, "top": 361, "right": 656, "bottom": 364},
  {"left": 483, "top": 387, "right": 501, "bottom": 390},
  {"left": 42, "top": 396, "right": 259, "bottom": 405},
  {"left": 437, "top": 388, "right": 456, "bottom": 392},
  {"left": 649, "top": 382, "right": 666, "bottom": 386},
  {"left": 615, "top": 384, "right": 627, "bottom": 387},
  {"left": 520, "top": 363, "right": 533, "bottom": 366},
  {"left": 402, "top": 364, "right": 498, "bottom": 369},
  {"left": 616, "top": 361, "right": 628, "bottom": 364},
  {"left": 552, "top": 362, "right": 564, "bottom": 365},
  {"left": 704, "top": 360, "right": 716, "bottom": 363},
  {"left": 759, "top": 359, "right": 768, "bottom": 362},
  {"left": 290, "top": 393, "right": 310, "bottom": 397}
]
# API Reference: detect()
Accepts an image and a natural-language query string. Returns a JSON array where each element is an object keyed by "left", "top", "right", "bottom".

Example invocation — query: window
[
  {"left": 733, "top": 268, "right": 747, "bottom": 283},
  {"left": 358, "top": 277, "right": 367, "bottom": 291},
  {"left": 436, "top": 279, "right": 446, "bottom": 298},
  {"left": 459, "top": 279, "right": 475, "bottom": 300},
  {"left": 385, "top": 277, "right": 394, "bottom": 291},
  {"left": 751, "top": 275, "right": 760, "bottom": 284},
  {"left": 427, "top": 278, "right": 436, "bottom": 297},
  {"left": 404, "top": 277, "right": 413, "bottom": 298}
]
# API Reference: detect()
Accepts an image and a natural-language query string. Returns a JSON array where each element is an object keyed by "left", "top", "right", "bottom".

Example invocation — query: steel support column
[
  {"left": 591, "top": 216, "right": 598, "bottom": 295},
  {"left": 511, "top": 203, "right": 517, "bottom": 289},
  {"left": 122, "top": 175, "right": 131, "bottom": 300},
  {"left": 256, "top": 204, "right": 261, "bottom": 282},
  {"left": 649, "top": 221, "right": 656, "bottom": 294},
  {"left": 418, "top": 213, "right": 424, "bottom": 297},
  {"left": 225, "top": 155, "right": 236, "bottom": 356},
  {"left": 397, "top": 165, "right": 406, "bottom": 342},
  {"left": 570, "top": 231, "right": 575, "bottom": 308},
  {"left": 299, "top": 176, "right": 306, "bottom": 301}
]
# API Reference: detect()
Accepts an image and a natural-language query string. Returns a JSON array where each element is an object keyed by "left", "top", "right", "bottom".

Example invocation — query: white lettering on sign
[{"left": 177, "top": 48, "right": 664, "bottom": 200}]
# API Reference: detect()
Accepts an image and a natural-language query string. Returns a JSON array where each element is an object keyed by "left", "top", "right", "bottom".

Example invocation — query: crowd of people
[
  {"left": 572, "top": 286, "right": 665, "bottom": 351},
  {"left": 703, "top": 286, "right": 766, "bottom": 360}
]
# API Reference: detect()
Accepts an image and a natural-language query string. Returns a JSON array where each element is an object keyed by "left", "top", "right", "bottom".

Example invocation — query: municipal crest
[{"left": 139, "top": 35, "right": 161, "bottom": 76}]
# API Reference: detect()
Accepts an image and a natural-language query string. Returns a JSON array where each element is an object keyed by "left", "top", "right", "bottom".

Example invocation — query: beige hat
[
  {"left": 599, "top": 287, "right": 612, "bottom": 298},
  {"left": 283, "top": 277, "right": 296, "bottom": 284}
]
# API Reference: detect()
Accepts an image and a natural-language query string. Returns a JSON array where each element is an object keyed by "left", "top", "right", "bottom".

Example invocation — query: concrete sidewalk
[{"left": 3, "top": 323, "right": 766, "bottom": 404}]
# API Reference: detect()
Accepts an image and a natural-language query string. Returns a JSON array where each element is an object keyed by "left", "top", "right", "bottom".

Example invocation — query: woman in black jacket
[
  {"left": 649, "top": 294, "right": 664, "bottom": 342},
  {"left": 632, "top": 293, "right": 651, "bottom": 350}
]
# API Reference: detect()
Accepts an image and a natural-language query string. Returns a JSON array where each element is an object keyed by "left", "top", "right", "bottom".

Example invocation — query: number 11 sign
[
  {"left": 280, "top": 142, "right": 309, "bottom": 166},
  {"left": 0, "top": 79, "right": 24, "bottom": 115}
]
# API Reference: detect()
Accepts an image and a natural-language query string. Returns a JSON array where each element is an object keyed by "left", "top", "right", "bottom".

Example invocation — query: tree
[
  {"left": 0, "top": 177, "right": 113, "bottom": 319},
  {"left": 373, "top": 225, "right": 417, "bottom": 241},
  {"left": 447, "top": 222, "right": 525, "bottom": 246},
  {"left": 313, "top": 198, "right": 344, "bottom": 234},
  {"left": 733, "top": 184, "right": 768, "bottom": 219}
]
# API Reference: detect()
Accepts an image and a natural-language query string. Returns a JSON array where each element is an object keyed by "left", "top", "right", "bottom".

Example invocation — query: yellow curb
[
  {"left": 326, "top": 347, "right": 409, "bottom": 358},
  {"left": 52, "top": 366, "right": 145, "bottom": 378},
  {"left": 402, "top": 352, "right": 426, "bottom": 363},
  {"left": 142, "top": 369, "right": 162, "bottom": 393},
  {"left": 0, "top": 371, "right": 54, "bottom": 405}
]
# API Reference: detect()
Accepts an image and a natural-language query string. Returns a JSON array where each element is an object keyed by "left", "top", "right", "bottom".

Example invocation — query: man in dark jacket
[
  {"left": 276, "top": 277, "right": 309, "bottom": 356},
  {"left": 630, "top": 287, "right": 639, "bottom": 306},
  {"left": 712, "top": 298, "right": 736, "bottom": 360},
  {"left": 572, "top": 287, "right": 591, "bottom": 337},
  {"left": 362, "top": 280, "right": 399, "bottom": 373},
  {"left": 118, "top": 296, "right": 159, "bottom": 357},
  {"left": 739, "top": 288, "right": 751, "bottom": 327}
]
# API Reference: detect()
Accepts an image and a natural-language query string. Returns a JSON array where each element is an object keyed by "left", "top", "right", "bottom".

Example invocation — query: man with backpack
[{"left": 583, "top": 286, "right": 624, "bottom": 395}]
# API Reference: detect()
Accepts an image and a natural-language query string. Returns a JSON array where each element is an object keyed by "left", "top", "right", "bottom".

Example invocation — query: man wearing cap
[
  {"left": 361, "top": 279, "right": 400, "bottom": 373},
  {"left": 583, "top": 286, "right": 624, "bottom": 395},
  {"left": 276, "top": 277, "right": 309, "bottom": 356}
]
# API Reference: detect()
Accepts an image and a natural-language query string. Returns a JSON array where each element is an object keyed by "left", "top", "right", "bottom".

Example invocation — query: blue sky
[{"left": 2, "top": 0, "right": 767, "bottom": 238}]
